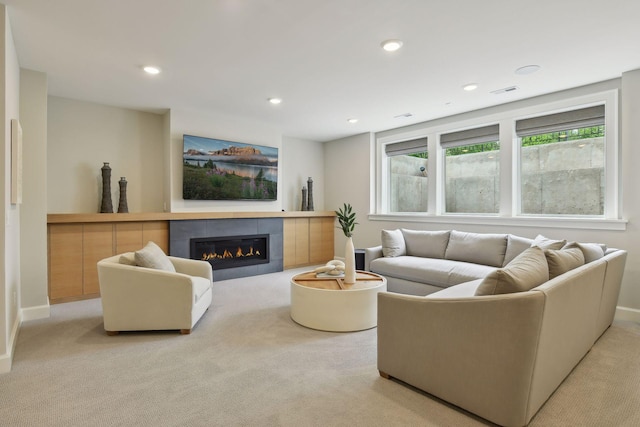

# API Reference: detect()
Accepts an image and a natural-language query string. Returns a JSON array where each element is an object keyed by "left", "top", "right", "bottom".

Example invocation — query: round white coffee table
[{"left": 290, "top": 270, "right": 387, "bottom": 332}]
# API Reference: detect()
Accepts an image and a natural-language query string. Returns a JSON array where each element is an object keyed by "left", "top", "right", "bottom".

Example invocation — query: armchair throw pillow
[{"left": 134, "top": 241, "right": 176, "bottom": 272}]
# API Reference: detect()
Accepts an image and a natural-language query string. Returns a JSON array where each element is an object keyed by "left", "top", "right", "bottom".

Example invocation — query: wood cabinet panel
[
  {"left": 294, "top": 218, "right": 310, "bottom": 266},
  {"left": 310, "top": 217, "right": 335, "bottom": 264},
  {"left": 283, "top": 217, "right": 335, "bottom": 268},
  {"left": 82, "top": 223, "right": 114, "bottom": 295},
  {"left": 283, "top": 218, "right": 297, "bottom": 269},
  {"left": 48, "top": 220, "right": 169, "bottom": 303},
  {"left": 115, "top": 222, "right": 144, "bottom": 254},
  {"left": 48, "top": 224, "right": 83, "bottom": 301},
  {"left": 142, "top": 221, "right": 169, "bottom": 253}
]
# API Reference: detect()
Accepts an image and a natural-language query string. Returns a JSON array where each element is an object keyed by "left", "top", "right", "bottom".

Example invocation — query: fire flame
[{"left": 201, "top": 246, "right": 261, "bottom": 261}]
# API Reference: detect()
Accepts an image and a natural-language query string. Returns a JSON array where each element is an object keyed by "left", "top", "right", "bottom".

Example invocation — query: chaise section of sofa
[{"left": 375, "top": 232, "right": 627, "bottom": 427}]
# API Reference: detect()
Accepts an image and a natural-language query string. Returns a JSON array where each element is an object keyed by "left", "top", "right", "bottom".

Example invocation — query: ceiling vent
[{"left": 490, "top": 86, "right": 519, "bottom": 95}]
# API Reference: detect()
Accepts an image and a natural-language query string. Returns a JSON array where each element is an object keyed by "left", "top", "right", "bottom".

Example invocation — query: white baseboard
[
  {"left": 615, "top": 306, "right": 640, "bottom": 323},
  {"left": 0, "top": 310, "right": 21, "bottom": 374},
  {"left": 21, "top": 301, "right": 50, "bottom": 322}
]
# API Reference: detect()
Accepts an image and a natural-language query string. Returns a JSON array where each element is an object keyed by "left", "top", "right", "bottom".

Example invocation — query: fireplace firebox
[{"left": 190, "top": 234, "right": 269, "bottom": 270}]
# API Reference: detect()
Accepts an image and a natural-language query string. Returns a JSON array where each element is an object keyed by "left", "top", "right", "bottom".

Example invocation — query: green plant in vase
[
  {"left": 335, "top": 203, "right": 358, "bottom": 283},
  {"left": 336, "top": 203, "right": 357, "bottom": 237}
]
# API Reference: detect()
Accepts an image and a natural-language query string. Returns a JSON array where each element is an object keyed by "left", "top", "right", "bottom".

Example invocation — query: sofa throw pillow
[
  {"left": 503, "top": 234, "right": 535, "bottom": 266},
  {"left": 381, "top": 229, "right": 406, "bottom": 257},
  {"left": 575, "top": 242, "right": 605, "bottom": 263},
  {"left": 545, "top": 244, "right": 585, "bottom": 279},
  {"left": 134, "top": 241, "right": 176, "bottom": 272},
  {"left": 445, "top": 230, "right": 508, "bottom": 268},
  {"left": 400, "top": 229, "right": 450, "bottom": 259},
  {"left": 119, "top": 252, "right": 136, "bottom": 266},
  {"left": 531, "top": 234, "right": 566, "bottom": 250},
  {"left": 474, "top": 246, "right": 549, "bottom": 296}
]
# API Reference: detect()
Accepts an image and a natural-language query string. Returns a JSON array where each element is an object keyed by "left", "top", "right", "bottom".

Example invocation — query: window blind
[
  {"left": 440, "top": 124, "right": 499, "bottom": 149},
  {"left": 516, "top": 105, "right": 605, "bottom": 137},
  {"left": 385, "top": 137, "right": 428, "bottom": 156}
]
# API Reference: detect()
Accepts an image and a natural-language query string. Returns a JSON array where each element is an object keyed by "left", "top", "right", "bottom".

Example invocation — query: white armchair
[{"left": 97, "top": 253, "right": 213, "bottom": 335}]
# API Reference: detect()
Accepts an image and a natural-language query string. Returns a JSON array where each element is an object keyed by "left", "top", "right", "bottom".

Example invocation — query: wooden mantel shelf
[{"left": 47, "top": 211, "right": 336, "bottom": 224}]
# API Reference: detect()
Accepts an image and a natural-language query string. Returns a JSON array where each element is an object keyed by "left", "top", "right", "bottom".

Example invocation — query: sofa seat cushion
[
  {"left": 444, "top": 230, "right": 508, "bottom": 267},
  {"left": 425, "top": 279, "right": 483, "bottom": 298},
  {"left": 370, "top": 256, "right": 498, "bottom": 288}
]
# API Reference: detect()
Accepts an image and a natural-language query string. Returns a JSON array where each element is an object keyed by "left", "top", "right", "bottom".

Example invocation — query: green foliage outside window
[
  {"left": 521, "top": 125, "right": 604, "bottom": 146},
  {"left": 446, "top": 142, "right": 500, "bottom": 156},
  {"left": 409, "top": 151, "right": 428, "bottom": 159}
]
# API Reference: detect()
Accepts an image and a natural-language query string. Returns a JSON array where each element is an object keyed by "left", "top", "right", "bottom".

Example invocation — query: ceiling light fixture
[
  {"left": 515, "top": 65, "right": 541, "bottom": 75},
  {"left": 381, "top": 39, "right": 403, "bottom": 52},
  {"left": 347, "top": 118, "right": 358, "bottom": 124},
  {"left": 143, "top": 66, "right": 161, "bottom": 75},
  {"left": 463, "top": 83, "right": 478, "bottom": 91},
  {"left": 268, "top": 98, "right": 282, "bottom": 105}
]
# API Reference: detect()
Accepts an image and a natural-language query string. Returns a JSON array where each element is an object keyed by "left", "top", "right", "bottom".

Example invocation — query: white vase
[{"left": 344, "top": 236, "right": 356, "bottom": 284}]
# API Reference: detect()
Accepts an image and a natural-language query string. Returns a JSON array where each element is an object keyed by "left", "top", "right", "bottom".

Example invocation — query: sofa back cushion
[
  {"left": 381, "top": 229, "right": 406, "bottom": 257},
  {"left": 531, "top": 234, "right": 566, "bottom": 250},
  {"left": 503, "top": 234, "right": 535, "bottom": 266},
  {"left": 475, "top": 246, "right": 549, "bottom": 295},
  {"left": 575, "top": 242, "right": 606, "bottom": 263},
  {"left": 545, "top": 243, "right": 585, "bottom": 279},
  {"left": 444, "top": 230, "right": 508, "bottom": 267},
  {"left": 401, "top": 229, "right": 450, "bottom": 259}
]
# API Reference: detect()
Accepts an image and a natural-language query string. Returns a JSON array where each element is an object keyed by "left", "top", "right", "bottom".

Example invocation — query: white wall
[
  {"left": 19, "top": 69, "right": 48, "bottom": 318},
  {"left": 281, "top": 136, "right": 325, "bottom": 212},
  {"left": 1, "top": 4, "right": 21, "bottom": 373},
  {"left": 168, "top": 108, "right": 283, "bottom": 212},
  {"left": 324, "top": 77, "right": 640, "bottom": 319},
  {"left": 324, "top": 132, "right": 373, "bottom": 257},
  {"left": 47, "top": 97, "right": 165, "bottom": 213}
]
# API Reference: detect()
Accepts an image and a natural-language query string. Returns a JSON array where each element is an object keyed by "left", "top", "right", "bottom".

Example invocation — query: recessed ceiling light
[
  {"left": 463, "top": 83, "right": 478, "bottom": 91},
  {"left": 143, "top": 66, "right": 161, "bottom": 75},
  {"left": 381, "top": 39, "right": 403, "bottom": 52},
  {"left": 515, "top": 65, "right": 541, "bottom": 75},
  {"left": 268, "top": 98, "right": 282, "bottom": 105},
  {"left": 347, "top": 118, "right": 358, "bottom": 124}
]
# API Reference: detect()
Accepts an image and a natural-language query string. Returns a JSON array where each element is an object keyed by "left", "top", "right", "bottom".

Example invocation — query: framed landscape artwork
[{"left": 183, "top": 134, "right": 278, "bottom": 201}]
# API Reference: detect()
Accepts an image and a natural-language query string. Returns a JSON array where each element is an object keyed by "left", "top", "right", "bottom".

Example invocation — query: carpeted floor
[{"left": 2, "top": 267, "right": 640, "bottom": 426}]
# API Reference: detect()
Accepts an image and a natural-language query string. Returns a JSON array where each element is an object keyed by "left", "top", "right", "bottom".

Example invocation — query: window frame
[{"left": 373, "top": 88, "right": 624, "bottom": 231}]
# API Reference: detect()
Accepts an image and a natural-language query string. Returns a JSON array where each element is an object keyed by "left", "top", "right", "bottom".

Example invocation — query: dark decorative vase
[
  {"left": 301, "top": 186, "right": 308, "bottom": 211},
  {"left": 118, "top": 177, "right": 129, "bottom": 213},
  {"left": 307, "top": 177, "right": 314, "bottom": 211},
  {"left": 100, "top": 162, "right": 113, "bottom": 213}
]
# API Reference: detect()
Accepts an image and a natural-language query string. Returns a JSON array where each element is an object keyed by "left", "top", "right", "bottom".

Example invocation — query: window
[
  {"left": 385, "top": 138, "right": 428, "bottom": 213},
  {"left": 374, "top": 88, "right": 620, "bottom": 229},
  {"left": 516, "top": 105, "right": 605, "bottom": 216},
  {"left": 441, "top": 125, "right": 500, "bottom": 214}
]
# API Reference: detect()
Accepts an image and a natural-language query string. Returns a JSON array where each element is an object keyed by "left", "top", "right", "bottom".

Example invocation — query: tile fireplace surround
[{"left": 169, "top": 218, "right": 283, "bottom": 281}]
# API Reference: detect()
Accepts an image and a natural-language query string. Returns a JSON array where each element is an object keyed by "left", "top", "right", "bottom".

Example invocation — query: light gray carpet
[{"left": 2, "top": 267, "right": 640, "bottom": 426}]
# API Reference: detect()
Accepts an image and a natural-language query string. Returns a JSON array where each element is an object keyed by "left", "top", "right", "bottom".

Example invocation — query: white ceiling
[{"left": 5, "top": 0, "right": 640, "bottom": 142}]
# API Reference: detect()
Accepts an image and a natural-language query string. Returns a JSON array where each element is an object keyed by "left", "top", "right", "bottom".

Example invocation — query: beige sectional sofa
[{"left": 366, "top": 229, "right": 627, "bottom": 427}]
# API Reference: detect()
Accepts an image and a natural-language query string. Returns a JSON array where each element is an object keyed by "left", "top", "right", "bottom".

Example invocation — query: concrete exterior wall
[{"left": 392, "top": 138, "right": 603, "bottom": 215}]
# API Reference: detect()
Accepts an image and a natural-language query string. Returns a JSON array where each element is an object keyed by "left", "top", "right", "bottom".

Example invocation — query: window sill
[{"left": 368, "top": 213, "right": 627, "bottom": 231}]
